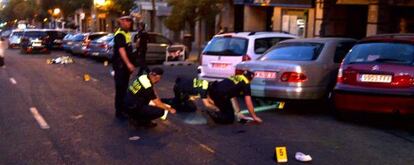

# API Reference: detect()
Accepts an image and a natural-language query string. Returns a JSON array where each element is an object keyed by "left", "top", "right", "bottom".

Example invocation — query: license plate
[
  {"left": 32, "top": 43, "right": 42, "bottom": 47},
  {"left": 255, "top": 71, "right": 276, "bottom": 79},
  {"left": 212, "top": 63, "right": 230, "bottom": 68},
  {"left": 92, "top": 52, "right": 99, "bottom": 56},
  {"left": 359, "top": 74, "right": 392, "bottom": 83}
]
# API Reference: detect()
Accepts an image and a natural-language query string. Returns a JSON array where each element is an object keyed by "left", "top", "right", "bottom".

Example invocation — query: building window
[{"left": 282, "top": 9, "right": 308, "bottom": 38}]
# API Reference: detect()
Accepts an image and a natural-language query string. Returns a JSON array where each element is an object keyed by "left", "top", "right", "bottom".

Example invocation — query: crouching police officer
[
  {"left": 206, "top": 71, "right": 263, "bottom": 124},
  {"left": 172, "top": 77, "right": 219, "bottom": 112},
  {"left": 124, "top": 67, "right": 176, "bottom": 127}
]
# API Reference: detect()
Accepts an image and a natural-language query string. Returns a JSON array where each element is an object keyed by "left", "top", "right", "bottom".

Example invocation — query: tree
[
  {"left": 0, "top": 0, "right": 40, "bottom": 21},
  {"left": 164, "top": 0, "right": 223, "bottom": 35}
]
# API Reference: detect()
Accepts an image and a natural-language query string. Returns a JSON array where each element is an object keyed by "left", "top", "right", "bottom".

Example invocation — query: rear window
[
  {"left": 46, "top": 31, "right": 66, "bottom": 39},
  {"left": 23, "top": 31, "right": 47, "bottom": 38},
  {"left": 254, "top": 37, "right": 291, "bottom": 54},
  {"left": 73, "top": 34, "right": 85, "bottom": 41},
  {"left": 96, "top": 34, "right": 114, "bottom": 42},
  {"left": 258, "top": 42, "right": 324, "bottom": 61},
  {"left": 203, "top": 37, "right": 248, "bottom": 56},
  {"left": 89, "top": 34, "right": 107, "bottom": 40},
  {"left": 344, "top": 42, "right": 414, "bottom": 65}
]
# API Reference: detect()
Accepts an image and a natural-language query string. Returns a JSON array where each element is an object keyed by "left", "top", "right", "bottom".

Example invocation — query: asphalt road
[{"left": 1, "top": 41, "right": 414, "bottom": 165}]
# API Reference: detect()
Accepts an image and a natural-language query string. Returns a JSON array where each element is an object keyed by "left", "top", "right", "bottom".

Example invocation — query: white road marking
[
  {"left": 199, "top": 144, "right": 215, "bottom": 154},
  {"left": 9, "top": 78, "right": 17, "bottom": 84},
  {"left": 29, "top": 107, "right": 50, "bottom": 129}
]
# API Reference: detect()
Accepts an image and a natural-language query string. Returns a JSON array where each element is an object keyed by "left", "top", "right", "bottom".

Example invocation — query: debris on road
[
  {"left": 110, "top": 70, "right": 115, "bottom": 77},
  {"left": 83, "top": 74, "right": 91, "bottom": 82},
  {"left": 275, "top": 147, "right": 288, "bottom": 163},
  {"left": 47, "top": 56, "right": 74, "bottom": 64},
  {"left": 71, "top": 114, "right": 84, "bottom": 120},
  {"left": 295, "top": 152, "right": 312, "bottom": 162},
  {"left": 128, "top": 136, "right": 141, "bottom": 141},
  {"left": 104, "top": 61, "right": 109, "bottom": 66}
]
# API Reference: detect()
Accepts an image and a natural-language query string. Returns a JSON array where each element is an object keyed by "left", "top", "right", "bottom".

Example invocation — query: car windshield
[
  {"left": 73, "top": 34, "right": 85, "bottom": 41},
  {"left": 24, "top": 31, "right": 47, "bottom": 38},
  {"left": 344, "top": 42, "right": 414, "bottom": 65},
  {"left": 89, "top": 34, "right": 108, "bottom": 40},
  {"left": 95, "top": 34, "right": 114, "bottom": 42},
  {"left": 203, "top": 37, "right": 248, "bottom": 56},
  {"left": 254, "top": 37, "right": 292, "bottom": 54},
  {"left": 258, "top": 42, "right": 324, "bottom": 61}
]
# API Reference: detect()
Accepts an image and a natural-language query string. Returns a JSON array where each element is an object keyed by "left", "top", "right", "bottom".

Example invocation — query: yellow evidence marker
[
  {"left": 275, "top": 146, "right": 288, "bottom": 163},
  {"left": 83, "top": 74, "right": 91, "bottom": 82},
  {"left": 104, "top": 61, "right": 109, "bottom": 66}
]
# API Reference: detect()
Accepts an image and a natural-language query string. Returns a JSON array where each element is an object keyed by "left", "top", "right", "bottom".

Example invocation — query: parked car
[
  {"left": 20, "top": 29, "right": 49, "bottom": 54},
  {"left": 0, "top": 29, "right": 12, "bottom": 41},
  {"left": 70, "top": 32, "right": 108, "bottom": 56},
  {"left": 44, "top": 29, "right": 68, "bottom": 49},
  {"left": 236, "top": 38, "right": 356, "bottom": 101},
  {"left": 333, "top": 34, "right": 414, "bottom": 115},
  {"left": 198, "top": 32, "right": 298, "bottom": 81},
  {"left": 8, "top": 29, "right": 24, "bottom": 48},
  {"left": 62, "top": 33, "right": 77, "bottom": 53},
  {"left": 143, "top": 32, "right": 173, "bottom": 63},
  {"left": 87, "top": 33, "right": 114, "bottom": 59}
]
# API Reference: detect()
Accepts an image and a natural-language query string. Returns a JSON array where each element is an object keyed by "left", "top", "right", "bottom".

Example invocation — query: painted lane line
[
  {"left": 199, "top": 144, "right": 215, "bottom": 154},
  {"left": 29, "top": 107, "right": 50, "bottom": 129},
  {"left": 9, "top": 78, "right": 17, "bottom": 84}
]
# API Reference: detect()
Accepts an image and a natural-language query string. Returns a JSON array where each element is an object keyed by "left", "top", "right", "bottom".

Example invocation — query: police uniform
[
  {"left": 124, "top": 75, "right": 164, "bottom": 122},
  {"left": 134, "top": 29, "right": 149, "bottom": 75},
  {"left": 208, "top": 75, "right": 251, "bottom": 124},
  {"left": 173, "top": 77, "right": 209, "bottom": 112},
  {"left": 112, "top": 28, "right": 134, "bottom": 118}
]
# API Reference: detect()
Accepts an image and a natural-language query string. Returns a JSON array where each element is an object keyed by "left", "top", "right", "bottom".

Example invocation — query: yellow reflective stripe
[
  {"left": 114, "top": 28, "right": 131, "bottom": 43},
  {"left": 138, "top": 75, "right": 152, "bottom": 89},
  {"left": 202, "top": 80, "right": 209, "bottom": 90},
  {"left": 128, "top": 79, "right": 142, "bottom": 94},
  {"left": 229, "top": 75, "right": 250, "bottom": 84}
]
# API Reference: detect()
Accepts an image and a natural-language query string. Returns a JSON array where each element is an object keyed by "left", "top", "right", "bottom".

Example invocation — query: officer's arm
[
  {"left": 202, "top": 97, "right": 219, "bottom": 111},
  {"left": 119, "top": 47, "right": 135, "bottom": 72},
  {"left": 151, "top": 98, "right": 176, "bottom": 114},
  {"left": 244, "top": 95, "right": 262, "bottom": 123}
]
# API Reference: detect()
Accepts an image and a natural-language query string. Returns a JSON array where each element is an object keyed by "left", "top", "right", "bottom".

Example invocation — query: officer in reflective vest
[
  {"left": 124, "top": 67, "right": 176, "bottom": 128},
  {"left": 172, "top": 77, "right": 220, "bottom": 112},
  {"left": 206, "top": 71, "right": 263, "bottom": 124},
  {"left": 112, "top": 16, "right": 135, "bottom": 120}
]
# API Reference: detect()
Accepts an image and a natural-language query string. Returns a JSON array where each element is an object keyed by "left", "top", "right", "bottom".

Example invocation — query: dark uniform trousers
[
  {"left": 128, "top": 105, "right": 164, "bottom": 122},
  {"left": 208, "top": 87, "right": 235, "bottom": 124},
  {"left": 113, "top": 65, "right": 130, "bottom": 117},
  {"left": 136, "top": 52, "right": 150, "bottom": 76},
  {"left": 173, "top": 86, "right": 197, "bottom": 112}
]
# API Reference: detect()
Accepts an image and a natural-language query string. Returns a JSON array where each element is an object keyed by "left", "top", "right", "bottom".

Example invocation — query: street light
[{"left": 53, "top": 8, "right": 61, "bottom": 17}]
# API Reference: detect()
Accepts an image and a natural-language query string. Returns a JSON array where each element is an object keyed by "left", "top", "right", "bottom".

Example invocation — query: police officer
[
  {"left": 206, "top": 71, "right": 263, "bottom": 124},
  {"left": 124, "top": 67, "right": 176, "bottom": 127},
  {"left": 134, "top": 22, "right": 150, "bottom": 75},
  {"left": 112, "top": 16, "right": 135, "bottom": 119},
  {"left": 172, "top": 77, "right": 219, "bottom": 112}
]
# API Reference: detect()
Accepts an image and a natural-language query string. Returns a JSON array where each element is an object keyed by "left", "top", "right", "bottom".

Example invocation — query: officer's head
[
  {"left": 240, "top": 70, "right": 255, "bottom": 81},
  {"left": 149, "top": 67, "right": 164, "bottom": 84},
  {"left": 118, "top": 16, "right": 133, "bottom": 31}
]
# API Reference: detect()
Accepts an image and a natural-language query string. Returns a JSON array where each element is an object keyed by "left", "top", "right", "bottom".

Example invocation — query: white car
[
  {"left": 8, "top": 29, "right": 24, "bottom": 49},
  {"left": 198, "top": 32, "right": 298, "bottom": 81}
]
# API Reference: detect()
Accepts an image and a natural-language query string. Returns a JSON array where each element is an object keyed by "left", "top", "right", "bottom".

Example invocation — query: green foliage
[
  {"left": 108, "top": 0, "right": 135, "bottom": 15},
  {"left": 164, "top": 0, "right": 223, "bottom": 32},
  {"left": 0, "top": 0, "right": 40, "bottom": 21}
]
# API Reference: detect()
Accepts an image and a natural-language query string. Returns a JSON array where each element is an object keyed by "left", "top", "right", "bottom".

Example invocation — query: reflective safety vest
[
  {"left": 229, "top": 75, "right": 250, "bottom": 85},
  {"left": 114, "top": 28, "right": 131, "bottom": 44},
  {"left": 129, "top": 75, "right": 152, "bottom": 94},
  {"left": 193, "top": 78, "right": 209, "bottom": 90}
]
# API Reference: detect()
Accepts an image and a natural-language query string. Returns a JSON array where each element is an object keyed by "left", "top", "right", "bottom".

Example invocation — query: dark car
[
  {"left": 8, "top": 30, "right": 24, "bottom": 49},
  {"left": 87, "top": 33, "right": 114, "bottom": 60},
  {"left": 20, "top": 29, "right": 49, "bottom": 54},
  {"left": 44, "top": 29, "right": 68, "bottom": 49},
  {"left": 333, "top": 34, "right": 414, "bottom": 115}
]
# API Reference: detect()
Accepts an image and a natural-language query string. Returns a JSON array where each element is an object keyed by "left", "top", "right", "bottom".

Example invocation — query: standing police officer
[
  {"left": 134, "top": 22, "right": 150, "bottom": 75},
  {"left": 112, "top": 16, "right": 135, "bottom": 119}
]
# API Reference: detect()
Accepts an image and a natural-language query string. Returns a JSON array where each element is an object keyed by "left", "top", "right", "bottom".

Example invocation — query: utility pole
[{"left": 150, "top": 0, "right": 156, "bottom": 32}]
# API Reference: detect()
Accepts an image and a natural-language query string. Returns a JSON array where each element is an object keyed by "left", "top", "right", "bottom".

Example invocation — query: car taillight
[
  {"left": 281, "top": 72, "right": 307, "bottom": 83},
  {"left": 82, "top": 40, "right": 90, "bottom": 48},
  {"left": 337, "top": 68, "right": 343, "bottom": 83},
  {"left": 100, "top": 44, "right": 108, "bottom": 49},
  {"left": 391, "top": 75, "right": 414, "bottom": 87},
  {"left": 242, "top": 55, "right": 251, "bottom": 61}
]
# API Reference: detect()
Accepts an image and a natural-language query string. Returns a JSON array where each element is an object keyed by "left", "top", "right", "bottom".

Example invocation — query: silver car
[
  {"left": 236, "top": 38, "right": 356, "bottom": 100},
  {"left": 70, "top": 32, "right": 109, "bottom": 56},
  {"left": 8, "top": 30, "right": 24, "bottom": 48},
  {"left": 87, "top": 34, "right": 114, "bottom": 59}
]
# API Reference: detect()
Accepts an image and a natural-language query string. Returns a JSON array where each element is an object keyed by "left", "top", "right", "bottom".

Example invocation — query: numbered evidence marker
[
  {"left": 275, "top": 147, "right": 288, "bottom": 163},
  {"left": 277, "top": 102, "right": 285, "bottom": 109}
]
